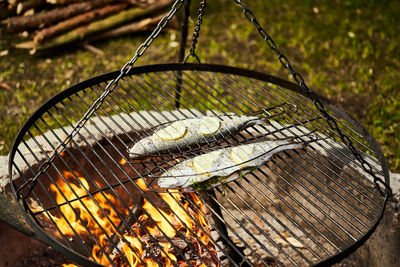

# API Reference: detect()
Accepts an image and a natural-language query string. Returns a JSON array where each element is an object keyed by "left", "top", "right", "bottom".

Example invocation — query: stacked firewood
[{"left": 1, "top": 0, "right": 177, "bottom": 51}]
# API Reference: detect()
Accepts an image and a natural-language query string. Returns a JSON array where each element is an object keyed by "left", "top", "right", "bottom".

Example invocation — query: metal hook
[{"left": 183, "top": 52, "right": 201, "bottom": 64}]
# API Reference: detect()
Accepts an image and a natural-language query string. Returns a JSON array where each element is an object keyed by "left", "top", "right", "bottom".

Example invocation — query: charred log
[{"left": 105, "top": 196, "right": 144, "bottom": 255}]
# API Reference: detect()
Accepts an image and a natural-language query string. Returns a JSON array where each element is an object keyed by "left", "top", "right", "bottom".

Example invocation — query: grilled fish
[
  {"left": 157, "top": 139, "right": 305, "bottom": 189},
  {"left": 128, "top": 115, "right": 266, "bottom": 159}
]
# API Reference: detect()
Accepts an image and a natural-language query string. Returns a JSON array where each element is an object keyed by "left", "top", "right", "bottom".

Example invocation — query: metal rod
[
  {"left": 175, "top": 0, "right": 191, "bottom": 108},
  {"left": 198, "top": 190, "right": 249, "bottom": 266}
]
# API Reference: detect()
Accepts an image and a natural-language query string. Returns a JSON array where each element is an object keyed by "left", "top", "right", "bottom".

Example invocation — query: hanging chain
[
  {"left": 184, "top": 0, "right": 207, "bottom": 63},
  {"left": 233, "top": 0, "right": 391, "bottom": 196},
  {"left": 17, "top": 0, "right": 185, "bottom": 198}
]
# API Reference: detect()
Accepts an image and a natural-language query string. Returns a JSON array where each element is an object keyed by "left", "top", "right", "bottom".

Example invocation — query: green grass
[{"left": 1, "top": 0, "right": 399, "bottom": 172}]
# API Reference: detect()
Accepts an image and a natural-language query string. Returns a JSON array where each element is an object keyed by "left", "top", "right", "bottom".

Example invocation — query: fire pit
[
  {"left": 8, "top": 63, "right": 390, "bottom": 266},
  {"left": 7, "top": 1, "right": 391, "bottom": 266}
]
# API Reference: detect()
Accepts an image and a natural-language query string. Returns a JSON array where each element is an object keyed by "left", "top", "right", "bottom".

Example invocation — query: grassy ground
[{"left": 0, "top": 0, "right": 399, "bottom": 172}]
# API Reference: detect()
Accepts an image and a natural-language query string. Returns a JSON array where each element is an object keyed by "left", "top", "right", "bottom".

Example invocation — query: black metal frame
[{"left": 9, "top": 63, "right": 390, "bottom": 266}]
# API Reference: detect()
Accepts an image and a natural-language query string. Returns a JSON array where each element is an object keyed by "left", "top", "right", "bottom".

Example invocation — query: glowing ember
[
  {"left": 35, "top": 171, "right": 218, "bottom": 266},
  {"left": 119, "top": 158, "right": 127, "bottom": 165}
]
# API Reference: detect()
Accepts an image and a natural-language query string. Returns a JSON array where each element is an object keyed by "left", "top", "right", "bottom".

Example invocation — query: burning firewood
[{"left": 105, "top": 196, "right": 144, "bottom": 255}]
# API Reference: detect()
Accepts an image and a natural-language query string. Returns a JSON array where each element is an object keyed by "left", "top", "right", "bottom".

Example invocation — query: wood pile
[{"left": 1, "top": 0, "right": 177, "bottom": 51}]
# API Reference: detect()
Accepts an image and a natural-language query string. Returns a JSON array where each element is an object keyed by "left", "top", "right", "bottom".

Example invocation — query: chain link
[
  {"left": 17, "top": 0, "right": 185, "bottom": 198},
  {"left": 233, "top": 0, "right": 391, "bottom": 196},
  {"left": 184, "top": 0, "right": 207, "bottom": 63}
]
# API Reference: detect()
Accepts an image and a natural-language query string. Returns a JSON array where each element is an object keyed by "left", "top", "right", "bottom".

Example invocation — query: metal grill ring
[{"left": 9, "top": 63, "right": 389, "bottom": 266}]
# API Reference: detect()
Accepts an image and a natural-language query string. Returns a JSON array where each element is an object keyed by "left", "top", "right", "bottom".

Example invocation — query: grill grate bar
[
  {"left": 216, "top": 70, "right": 381, "bottom": 195},
  {"left": 125, "top": 73, "right": 248, "bottom": 156},
  {"left": 180, "top": 193, "right": 258, "bottom": 266},
  {"left": 253, "top": 76, "right": 378, "bottom": 160},
  {"left": 279, "top": 151, "right": 366, "bottom": 235},
  {"left": 122, "top": 74, "right": 284, "bottom": 264},
  {"left": 191, "top": 73, "right": 354, "bottom": 248},
  {"left": 233, "top": 170, "right": 333, "bottom": 257},
  {"left": 295, "top": 149, "right": 377, "bottom": 223},
  {"left": 142, "top": 71, "right": 280, "bottom": 151},
  {"left": 119, "top": 77, "right": 205, "bottom": 159},
  {"left": 191, "top": 71, "right": 253, "bottom": 114},
  {"left": 86, "top": 85, "right": 140, "bottom": 142},
  {"left": 269, "top": 156, "right": 357, "bottom": 242},
  {"left": 205, "top": 72, "right": 257, "bottom": 111},
  {"left": 135, "top": 74, "right": 214, "bottom": 151},
  {"left": 164, "top": 71, "right": 227, "bottom": 117},
  {"left": 140, "top": 78, "right": 299, "bottom": 155},
  {"left": 33, "top": 92, "right": 181, "bottom": 266}
]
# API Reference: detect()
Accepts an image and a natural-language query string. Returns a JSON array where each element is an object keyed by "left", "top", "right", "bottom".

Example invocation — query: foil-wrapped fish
[
  {"left": 129, "top": 115, "right": 267, "bottom": 159},
  {"left": 157, "top": 139, "right": 305, "bottom": 189}
]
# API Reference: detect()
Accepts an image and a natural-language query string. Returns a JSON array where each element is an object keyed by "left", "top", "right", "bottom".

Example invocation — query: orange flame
[
  {"left": 119, "top": 158, "right": 127, "bottom": 165},
  {"left": 37, "top": 172, "right": 217, "bottom": 266}
]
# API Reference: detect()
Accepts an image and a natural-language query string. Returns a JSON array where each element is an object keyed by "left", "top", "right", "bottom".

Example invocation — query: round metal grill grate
[{"left": 9, "top": 64, "right": 390, "bottom": 266}]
